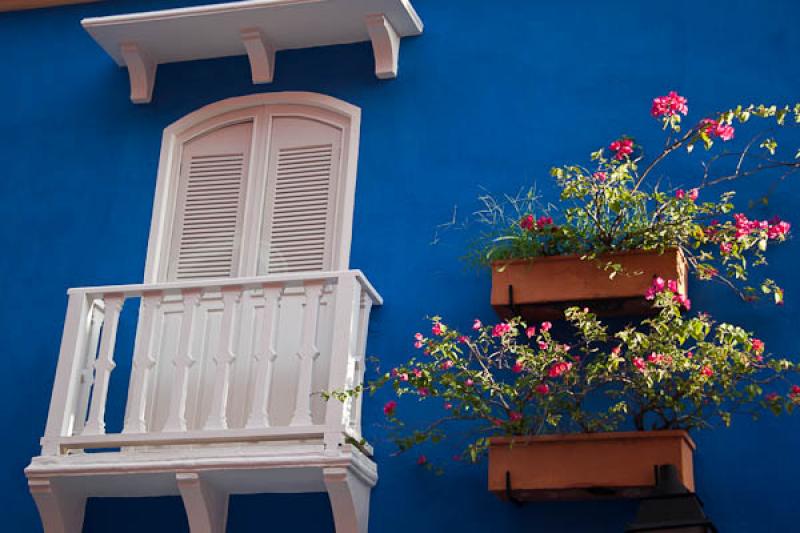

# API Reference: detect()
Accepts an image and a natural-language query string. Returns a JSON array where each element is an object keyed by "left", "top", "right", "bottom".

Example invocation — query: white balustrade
[{"left": 36, "top": 270, "right": 381, "bottom": 456}]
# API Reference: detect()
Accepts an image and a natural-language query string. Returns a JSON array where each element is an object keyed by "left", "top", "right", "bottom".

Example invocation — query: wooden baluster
[
  {"left": 82, "top": 294, "right": 125, "bottom": 436},
  {"left": 246, "top": 284, "right": 283, "bottom": 429},
  {"left": 290, "top": 280, "right": 324, "bottom": 427},
  {"left": 323, "top": 275, "right": 361, "bottom": 447},
  {"left": 204, "top": 286, "right": 242, "bottom": 430},
  {"left": 71, "top": 300, "right": 105, "bottom": 436},
  {"left": 123, "top": 291, "right": 162, "bottom": 433},
  {"left": 163, "top": 288, "right": 202, "bottom": 433}
]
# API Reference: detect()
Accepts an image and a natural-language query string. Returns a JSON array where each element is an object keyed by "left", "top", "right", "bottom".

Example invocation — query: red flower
[
  {"left": 633, "top": 357, "right": 646, "bottom": 371},
  {"left": 417, "top": 454, "right": 427, "bottom": 465},
  {"left": 492, "top": 323, "right": 512, "bottom": 337},
  {"left": 512, "top": 360, "right": 524, "bottom": 373},
  {"left": 536, "top": 216, "right": 554, "bottom": 229},
  {"left": 535, "top": 383, "right": 550, "bottom": 395},
  {"left": 383, "top": 400, "right": 397, "bottom": 416},
  {"left": 609, "top": 138, "right": 634, "bottom": 160},
  {"left": 651, "top": 91, "right": 688, "bottom": 118},
  {"left": 688, "top": 188, "right": 699, "bottom": 201},
  {"left": 593, "top": 171, "right": 607, "bottom": 182},
  {"left": 525, "top": 326, "right": 536, "bottom": 338},
  {"left": 700, "top": 118, "right": 734, "bottom": 141},
  {"left": 675, "top": 189, "right": 685, "bottom": 200},
  {"left": 440, "top": 360, "right": 454, "bottom": 370},
  {"left": 432, "top": 323, "right": 443, "bottom": 336},
  {"left": 750, "top": 339, "right": 765, "bottom": 354},
  {"left": 701, "top": 366, "right": 714, "bottom": 377},
  {"left": 548, "top": 361, "right": 573, "bottom": 378},
  {"left": 540, "top": 321, "right": 552, "bottom": 332},
  {"left": 519, "top": 215, "right": 534, "bottom": 230}
]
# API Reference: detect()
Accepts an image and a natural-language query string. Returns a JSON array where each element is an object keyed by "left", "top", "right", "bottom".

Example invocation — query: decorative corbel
[
  {"left": 365, "top": 14, "right": 400, "bottom": 79},
  {"left": 241, "top": 28, "right": 276, "bottom": 84},
  {"left": 176, "top": 472, "right": 228, "bottom": 533},
  {"left": 120, "top": 42, "right": 157, "bottom": 104}
]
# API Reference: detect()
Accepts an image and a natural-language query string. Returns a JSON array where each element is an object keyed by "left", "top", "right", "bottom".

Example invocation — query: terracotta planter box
[
  {"left": 488, "top": 431, "right": 695, "bottom": 501},
  {"left": 491, "top": 248, "right": 687, "bottom": 320}
]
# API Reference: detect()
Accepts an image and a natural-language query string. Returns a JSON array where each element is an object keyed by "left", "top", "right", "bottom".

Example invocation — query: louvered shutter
[
  {"left": 168, "top": 121, "right": 253, "bottom": 280},
  {"left": 260, "top": 116, "right": 342, "bottom": 274}
]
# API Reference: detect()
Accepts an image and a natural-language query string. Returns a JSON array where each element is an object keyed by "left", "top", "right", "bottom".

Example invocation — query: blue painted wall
[{"left": 2, "top": 0, "right": 799, "bottom": 530}]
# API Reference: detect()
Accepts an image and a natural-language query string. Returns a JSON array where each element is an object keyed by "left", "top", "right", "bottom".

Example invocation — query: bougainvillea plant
[
  {"left": 472, "top": 93, "right": 799, "bottom": 303},
  {"left": 327, "top": 280, "right": 799, "bottom": 466}
]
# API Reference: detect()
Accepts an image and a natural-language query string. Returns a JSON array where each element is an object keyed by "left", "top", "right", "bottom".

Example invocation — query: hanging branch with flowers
[
  {"left": 336, "top": 279, "right": 798, "bottom": 466},
  {"left": 472, "top": 92, "right": 799, "bottom": 304}
]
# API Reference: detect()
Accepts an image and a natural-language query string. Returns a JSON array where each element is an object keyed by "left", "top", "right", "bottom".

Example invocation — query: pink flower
[
  {"left": 647, "top": 352, "right": 665, "bottom": 364},
  {"left": 417, "top": 387, "right": 429, "bottom": 397},
  {"left": 526, "top": 326, "right": 536, "bottom": 338},
  {"left": 538, "top": 340, "right": 549, "bottom": 350},
  {"left": 535, "top": 383, "right": 550, "bottom": 395},
  {"left": 417, "top": 454, "right": 427, "bottom": 465},
  {"left": 593, "top": 171, "right": 607, "bottom": 182},
  {"left": 790, "top": 385, "right": 800, "bottom": 398},
  {"left": 540, "top": 321, "right": 552, "bottom": 332},
  {"left": 383, "top": 400, "right": 397, "bottom": 416},
  {"left": 432, "top": 323, "right": 443, "bottom": 336},
  {"left": 700, "top": 118, "right": 735, "bottom": 141},
  {"left": 645, "top": 276, "right": 667, "bottom": 300},
  {"left": 673, "top": 294, "right": 691, "bottom": 310},
  {"left": 473, "top": 319, "right": 482, "bottom": 330},
  {"left": 651, "top": 91, "right": 688, "bottom": 118},
  {"left": 465, "top": 379, "right": 474, "bottom": 387},
  {"left": 609, "top": 138, "right": 634, "bottom": 160},
  {"left": 548, "top": 361, "right": 573, "bottom": 378},
  {"left": 768, "top": 218, "right": 791, "bottom": 240},
  {"left": 414, "top": 341, "right": 423, "bottom": 349},
  {"left": 492, "top": 323, "right": 512, "bottom": 337},
  {"left": 398, "top": 372, "right": 409, "bottom": 382},
  {"left": 611, "top": 346, "right": 622, "bottom": 356},
  {"left": 667, "top": 279, "right": 679, "bottom": 293},
  {"left": 633, "top": 357, "right": 646, "bottom": 371},
  {"left": 509, "top": 411, "right": 523, "bottom": 422},
  {"left": 412, "top": 368, "right": 423, "bottom": 378},
  {"left": 750, "top": 338, "right": 765, "bottom": 354},
  {"left": 688, "top": 188, "right": 699, "bottom": 201},
  {"left": 444, "top": 402, "right": 453, "bottom": 410},
  {"left": 520, "top": 215, "right": 534, "bottom": 230},
  {"left": 720, "top": 242, "right": 733, "bottom": 254},
  {"left": 536, "top": 216, "right": 554, "bottom": 229},
  {"left": 414, "top": 332, "right": 424, "bottom": 341},
  {"left": 458, "top": 335, "right": 470, "bottom": 344},
  {"left": 686, "top": 351, "right": 694, "bottom": 359},
  {"left": 512, "top": 360, "right": 524, "bottom": 373},
  {"left": 675, "top": 189, "right": 685, "bottom": 200},
  {"left": 701, "top": 366, "right": 714, "bottom": 377},
  {"left": 765, "top": 392, "right": 779, "bottom": 402},
  {"left": 440, "top": 360, "right": 454, "bottom": 370}
]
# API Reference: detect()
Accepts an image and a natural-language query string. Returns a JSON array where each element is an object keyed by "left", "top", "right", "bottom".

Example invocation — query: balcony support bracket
[
  {"left": 28, "top": 478, "right": 86, "bottom": 533},
  {"left": 324, "top": 467, "right": 372, "bottom": 533},
  {"left": 177, "top": 472, "right": 229, "bottom": 533}
]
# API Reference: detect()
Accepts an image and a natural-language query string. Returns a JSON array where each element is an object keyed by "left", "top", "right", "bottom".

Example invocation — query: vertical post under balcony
[
  {"left": 163, "top": 288, "right": 202, "bottom": 433},
  {"left": 246, "top": 283, "right": 283, "bottom": 429},
  {"left": 204, "top": 286, "right": 242, "bottom": 430},
  {"left": 290, "top": 280, "right": 324, "bottom": 427},
  {"left": 123, "top": 291, "right": 162, "bottom": 434},
  {"left": 324, "top": 273, "right": 361, "bottom": 450},
  {"left": 83, "top": 294, "right": 125, "bottom": 436}
]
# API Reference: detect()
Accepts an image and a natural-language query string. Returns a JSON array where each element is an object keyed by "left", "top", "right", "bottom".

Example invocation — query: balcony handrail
[{"left": 65, "top": 269, "right": 383, "bottom": 305}]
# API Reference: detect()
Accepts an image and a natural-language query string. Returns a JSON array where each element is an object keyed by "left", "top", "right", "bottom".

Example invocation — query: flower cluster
[
  {"left": 644, "top": 277, "right": 691, "bottom": 310},
  {"left": 472, "top": 92, "right": 798, "bottom": 305},
  {"left": 333, "top": 292, "right": 799, "bottom": 466}
]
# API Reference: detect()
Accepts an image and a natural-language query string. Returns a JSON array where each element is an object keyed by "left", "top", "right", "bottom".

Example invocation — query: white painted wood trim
[
  {"left": 324, "top": 467, "right": 372, "bottom": 533},
  {"left": 241, "top": 28, "right": 275, "bottom": 84},
  {"left": 28, "top": 479, "right": 86, "bottom": 533},
  {"left": 177, "top": 473, "right": 228, "bottom": 533},
  {"left": 119, "top": 42, "right": 157, "bottom": 104},
  {"left": 366, "top": 14, "right": 400, "bottom": 79}
]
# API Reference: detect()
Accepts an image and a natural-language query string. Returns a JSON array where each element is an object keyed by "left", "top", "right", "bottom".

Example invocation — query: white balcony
[{"left": 26, "top": 270, "right": 381, "bottom": 533}]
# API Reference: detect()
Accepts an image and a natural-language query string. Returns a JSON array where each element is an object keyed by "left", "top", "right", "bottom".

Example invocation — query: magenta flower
[
  {"left": 609, "top": 138, "right": 634, "bottom": 160},
  {"left": 633, "top": 357, "right": 646, "bottom": 372},
  {"left": 440, "top": 360, "right": 454, "bottom": 370},
  {"left": 538, "top": 340, "right": 549, "bottom": 350},
  {"left": 675, "top": 189, "right": 685, "bottom": 200},
  {"left": 457, "top": 335, "right": 470, "bottom": 344},
  {"left": 790, "top": 385, "right": 800, "bottom": 399},
  {"left": 673, "top": 294, "right": 691, "bottom": 310},
  {"left": 492, "top": 323, "right": 512, "bottom": 337},
  {"left": 444, "top": 402, "right": 453, "bottom": 410},
  {"left": 465, "top": 379, "right": 474, "bottom": 387},
  {"left": 383, "top": 400, "right": 397, "bottom": 416},
  {"left": 750, "top": 338, "right": 765, "bottom": 354},
  {"left": 509, "top": 411, "right": 523, "bottom": 422},
  {"left": 700, "top": 118, "right": 735, "bottom": 141},
  {"left": 432, "top": 323, "right": 443, "bottom": 336},
  {"left": 651, "top": 91, "right": 688, "bottom": 118},
  {"left": 547, "top": 361, "right": 572, "bottom": 378},
  {"left": 512, "top": 360, "right": 524, "bottom": 373},
  {"left": 765, "top": 392, "right": 779, "bottom": 402},
  {"left": 540, "top": 321, "right": 553, "bottom": 332},
  {"left": 688, "top": 188, "right": 699, "bottom": 201},
  {"left": 519, "top": 214, "right": 534, "bottom": 230},
  {"left": 720, "top": 242, "right": 733, "bottom": 254},
  {"left": 417, "top": 454, "right": 427, "bottom": 465},
  {"left": 535, "top": 383, "right": 550, "bottom": 395},
  {"left": 472, "top": 319, "right": 482, "bottom": 330},
  {"left": 593, "top": 171, "right": 607, "bottom": 182},
  {"left": 701, "top": 366, "right": 714, "bottom": 377},
  {"left": 536, "top": 216, "right": 554, "bottom": 229},
  {"left": 526, "top": 326, "right": 536, "bottom": 338}
]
